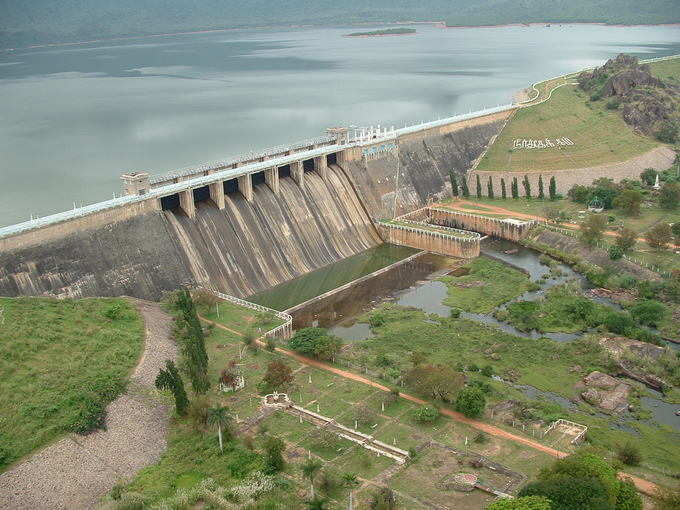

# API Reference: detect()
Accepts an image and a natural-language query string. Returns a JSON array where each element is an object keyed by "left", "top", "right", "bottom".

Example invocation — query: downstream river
[{"left": 1, "top": 23, "right": 679, "bottom": 226}]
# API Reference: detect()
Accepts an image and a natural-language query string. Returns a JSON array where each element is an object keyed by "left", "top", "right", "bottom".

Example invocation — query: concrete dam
[{"left": 0, "top": 106, "right": 513, "bottom": 301}]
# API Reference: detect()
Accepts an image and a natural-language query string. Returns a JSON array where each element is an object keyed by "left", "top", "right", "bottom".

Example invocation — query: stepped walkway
[{"left": 0, "top": 300, "right": 177, "bottom": 510}]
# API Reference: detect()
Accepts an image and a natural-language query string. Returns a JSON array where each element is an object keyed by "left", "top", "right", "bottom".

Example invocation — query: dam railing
[{"left": 203, "top": 288, "right": 293, "bottom": 340}]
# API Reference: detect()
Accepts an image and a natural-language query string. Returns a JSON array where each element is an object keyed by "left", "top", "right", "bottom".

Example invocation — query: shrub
[
  {"left": 480, "top": 365, "right": 494, "bottom": 377},
  {"left": 616, "top": 442, "right": 642, "bottom": 466},
  {"left": 615, "top": 227, "right": 637, "bottom": 252},
  {"left": 659, "top": 182, "right": 680, "bottom": 209},
  {"left": 288, "top": 327, "right": 342, "bottom": 360},
  {"left": 580, "top": 214, "right": 608, "bottom": 246},
  {"left": 640, "top": 168, "right": 657, "bottom": 186},
  {"left": 615, "top": 479, "right": 642, "bottom": 510},
  {"left": 412, "top": 405, "right": 440, "bottom": 423},
  {"left": 606, "top": 99, "right": 620, "bottom": 110},
  {"left": 630, "top": 300, "right": 666, "bottom": 327},
  {"left": 455, "top": 387, "right": 486, "bottom": 418},
  {"left": 646, "top": 222, "right": 673, "bottom": 250},
  {"left": 672, "top": 222, "right": 680, "bottom": 244},
  {"left": 104, "top": 302, "right": 124, "bottom": 320},
  {"left": 487, "top": 496, "right": 551, "bottom": 510},
  {"left": 568, "top": 184, "right": 591, "bottom": 203},
  {"left": 473, "top": 431, "right": 489, "bottom": 444},
  {"left": 604, "top": 312, "right": 635, "bottom": 335},
  {"left": 608, "top": 245, "right": 624, "bottom": 260},
  {"left": 450, "top": 307, "right": 461, "bottom": 318},
  {"left": 263, "top": 436, "right": 285, "bottom": 474},
  {"left": 656, "top": 121, "right": 678, "bottom": 144},
  {"left": 613, "top": 189, "right": 643, "bottom": 216}
]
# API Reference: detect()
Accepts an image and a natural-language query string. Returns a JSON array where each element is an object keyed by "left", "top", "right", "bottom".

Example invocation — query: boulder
[
  {"left": 583, "top": 371, "right": 619, "bottom": 390},
  {"left": 580, "top": 371, "right": 631, "bottom": 413}
]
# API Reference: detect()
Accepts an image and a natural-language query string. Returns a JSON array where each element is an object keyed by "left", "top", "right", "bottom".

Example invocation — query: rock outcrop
[
  {"left": 578, "top": 54, "right": 679, "bottom": 139},
  {"left": 580, "top": 371, "right": 631, "bottom": 414}
]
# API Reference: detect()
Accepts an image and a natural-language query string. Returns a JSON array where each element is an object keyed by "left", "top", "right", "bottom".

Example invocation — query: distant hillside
[{"left": 1, "top": 0, "right": 679, "bottom": 49}]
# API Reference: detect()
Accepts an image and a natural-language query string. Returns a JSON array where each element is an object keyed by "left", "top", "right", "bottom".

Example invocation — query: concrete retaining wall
[
  {"left": 342, "top": 111, "right": 510, "bottom": 220},
  {"left": 428, "top": 208, "right": 533, "bottom": 242},
  {"left": 377, "top": 223, "right": 480, "bottom": 258}
]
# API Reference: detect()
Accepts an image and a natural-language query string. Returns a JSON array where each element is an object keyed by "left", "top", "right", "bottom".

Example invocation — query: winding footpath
[
  {"left": 201, "top": 316, "right": 659, "bottom": 497},
  {"left": 0, "top": 299, "right": 177, "bottom": 510}
]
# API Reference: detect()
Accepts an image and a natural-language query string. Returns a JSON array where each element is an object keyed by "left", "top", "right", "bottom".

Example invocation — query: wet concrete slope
[
  {"left": 165, "top": 166, "right": 383, "bottom": 297},
  {"left": 0, "top": 213, "right": 189, "bottom": 299},
  {"left": 343, "top": 116, "right": 506, "bottom": 219}
]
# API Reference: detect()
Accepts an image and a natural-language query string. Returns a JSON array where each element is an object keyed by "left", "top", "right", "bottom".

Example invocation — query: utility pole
[{"left": 348, "top": 491, "right": 353, "bottom": 510}]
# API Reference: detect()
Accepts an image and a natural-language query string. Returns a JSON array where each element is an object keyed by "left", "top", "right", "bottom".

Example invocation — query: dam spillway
[
  {"left": 165, "top": 166, "right": 382, "bottom": 297},
  {"left": 0, "top": 108, "right": 511, "bottom": 300}
]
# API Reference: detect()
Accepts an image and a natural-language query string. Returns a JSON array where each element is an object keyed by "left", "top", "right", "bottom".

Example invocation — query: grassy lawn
[
  {"left": 196, "top": 298, "right": 285, "bottom": 336},
  {"left": 0, "top": 297, "right": 144, "bottom": 471},
  {"left": 476, "top": 84, "right": 660, "bottom": 172},
  {"left": 440, "top": 256, "right": 533, "bottom": 313},
  {"left": 649, "top": 57, "right": 680, "bottom": 84}
]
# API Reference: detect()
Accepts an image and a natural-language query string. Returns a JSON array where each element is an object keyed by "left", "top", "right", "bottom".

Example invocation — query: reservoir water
[{"left": 1, "top": 24, "right": 679, "bottom": 226}]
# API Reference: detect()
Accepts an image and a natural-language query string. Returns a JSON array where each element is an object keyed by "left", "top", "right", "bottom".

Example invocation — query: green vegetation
[
  {"left": 440, "top": 256, "right": 532, "bottom": 313},
  {"left": 519, "top": 451, "right": 642, "bottom": 510},
  {"left": 487, "top": 496, "right": 551, "bottom": 510},
  {"left": 346, "top": 28, "right": 415, "bottom": 37},
  {"left": 503, "top": 283, "right": 609, "bottom": 333},
  {"left": 117, "top": 305, "right": 559, "bottom": 508},
  {"left": 195, "top": 290, "right": 284, "bottom": 335},
  {"left": 342, "top": 303, "right": 680, "bottom": 484},
  {"left": 4, "top": 1, "right": 678, "bottom": 49},
  {"left": 288, "top": 327, "right": 343, "bottom": 361},
  {"left": 0, "top": 297, "right": 143, "bottom": 470},
  {"left": 476, "top": 84, "right": 660, "bottom": 172}
]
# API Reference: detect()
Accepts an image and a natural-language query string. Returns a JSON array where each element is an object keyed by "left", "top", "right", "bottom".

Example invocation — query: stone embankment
[{"left": 0, "top": 300, "right": 177, "bottom": 510}]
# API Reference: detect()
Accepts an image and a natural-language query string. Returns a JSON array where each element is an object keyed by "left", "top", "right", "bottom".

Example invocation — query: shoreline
[
  {"left": 3, "top": 20, "right": 679, "bottom": 53},
  {"left": 444, "top": 21, "right": 680, "bottom": 29}
]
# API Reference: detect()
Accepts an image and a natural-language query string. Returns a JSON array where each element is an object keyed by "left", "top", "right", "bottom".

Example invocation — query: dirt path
[
  {"left": 441, "top": 200, "right": 680, "bottom": 248},
  {"left": 0, "top": 299, "right": 177, "bottom": 510},
  {"left": 202, "top": 317, "right": 658, "bottom": 497}
]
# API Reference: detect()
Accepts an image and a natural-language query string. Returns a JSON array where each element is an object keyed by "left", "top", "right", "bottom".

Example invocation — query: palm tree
[
  {"left": 301, "top": 458, "right": 323, "bottom": 498},
  {"left": 206, "top": 406, "right": 232, "bottom": 452}
]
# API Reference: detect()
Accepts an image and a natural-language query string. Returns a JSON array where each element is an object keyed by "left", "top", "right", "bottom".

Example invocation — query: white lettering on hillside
[{"left": 512, "top": 137, "right": 575, "bottom": 150}]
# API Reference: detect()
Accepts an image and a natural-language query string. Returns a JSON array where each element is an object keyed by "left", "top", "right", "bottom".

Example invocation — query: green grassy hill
[
  {"left": 476, "top": 57, "right": 680, "bottom": 173},
  {"left": 476, "top": 84, "right": 660, "bottom": 172},
  {"left": 2, "top": 0, "right": 679, "bottom": 49},
  {"left": 0, "top": 297, "right": 143, "bottom": 470}
]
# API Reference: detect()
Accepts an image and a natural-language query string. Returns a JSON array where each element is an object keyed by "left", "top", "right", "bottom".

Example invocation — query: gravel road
[{"left": 0, "top": 299, "right": 177, "bottom": 510}]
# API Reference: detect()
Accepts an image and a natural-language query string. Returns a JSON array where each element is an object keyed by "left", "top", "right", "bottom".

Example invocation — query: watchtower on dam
[{"left": 0, "top": 104, "right": 518, "bottom": 300}]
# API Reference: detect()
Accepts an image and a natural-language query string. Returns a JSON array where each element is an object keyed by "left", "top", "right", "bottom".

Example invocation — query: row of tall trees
[
  {"left": 449, "top": 170, "right": 557, "bottom": 200},
  {"left": 155, "top": 289, "right": 211, "bottom": 416}
]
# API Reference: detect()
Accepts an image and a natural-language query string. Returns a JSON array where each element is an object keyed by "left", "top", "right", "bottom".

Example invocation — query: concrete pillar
[
  {"left": 314, "top": 156, "right": 328, "bottom": 180},
  {"left": 179, "top": 189, "right": 196, "bottom": 219},
  {"left": 336, "top": 150, "right": 347, "bottom": 165},
  {"left": 291, "top": 160, "right": 304, "bottom": 188},
  {"left": 265, "top": 167, "right": 280, "bottom": 194},
  {"left": 238, "top": 174, "right": 253, "bottom": 202},
  {"left": 209, "top": 181, "right": 226, "bottom": 209}
]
